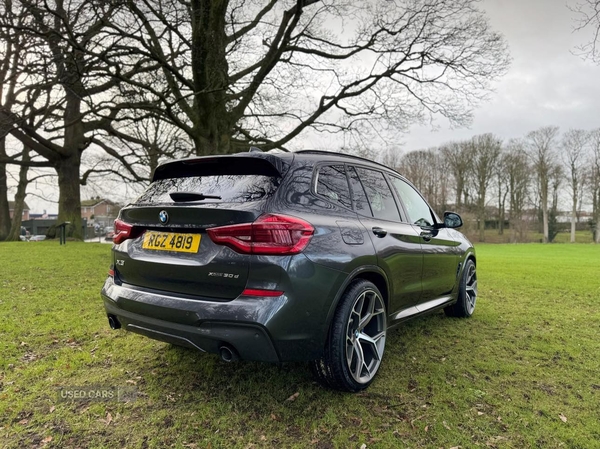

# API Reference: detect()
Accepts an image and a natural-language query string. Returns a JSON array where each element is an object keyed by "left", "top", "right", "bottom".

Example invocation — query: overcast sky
[
  {"left": 400, "top": 0, "right": 600, "bottom": 150},
  {"left": 19, "top": 0, "right": 600, "bottom": 214}
]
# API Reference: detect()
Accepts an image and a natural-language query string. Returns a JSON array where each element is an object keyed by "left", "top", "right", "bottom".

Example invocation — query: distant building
[
  {"left": 8, "top": 201, "right": 30, "bottom": 221},
  {"left": 81, "top": 197, "right": 116, "bottom": 220},
  {"left": 29, "top": 210, "right": 58, "bottom": 220},
  {"left": 81, "top": 197, "right": 120, "bottom": 231}
]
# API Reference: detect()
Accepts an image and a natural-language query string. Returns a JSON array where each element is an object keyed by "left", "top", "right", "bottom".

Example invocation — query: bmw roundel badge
[{"left": 159, "top": 210, "right": 169, "bottom": 224}]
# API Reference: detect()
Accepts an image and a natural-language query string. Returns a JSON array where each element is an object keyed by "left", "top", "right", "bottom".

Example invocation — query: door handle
[
  {"left": 420, "top": 230, "right": 432, "bottom": 241},
  {"left": 372, "top": 227, "right": 387, "bottom": 238}
]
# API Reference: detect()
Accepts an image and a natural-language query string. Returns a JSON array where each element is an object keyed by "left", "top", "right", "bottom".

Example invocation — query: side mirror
[{"left": 443, "top": 211, "right": 463, "bottom": 229}]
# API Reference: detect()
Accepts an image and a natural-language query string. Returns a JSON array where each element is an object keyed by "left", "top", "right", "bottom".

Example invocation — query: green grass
[{"left": 1, "top": 241, "right": 599, "bottom": 448}]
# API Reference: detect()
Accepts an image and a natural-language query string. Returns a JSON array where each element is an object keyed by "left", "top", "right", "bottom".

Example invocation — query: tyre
[
  {"left": 444, "top": 259, "right": 477, "bottom": 318},
  {"left": 311, "top": 280, "right": 387, "bottom": 392}
]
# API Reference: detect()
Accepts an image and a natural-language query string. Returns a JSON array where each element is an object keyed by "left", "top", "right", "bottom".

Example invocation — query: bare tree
[
  {"left": 0, "top": 0, "right": 509, "bottom": 233},
  {"left": 99, "top": 0, "right": 510, "bottom": 155},
  {"left": 589, "top": 128, "right": 600, "bottom": 243},
  {"left": 503, "top": 139, "right": 530, "bottom": 242},
  {"left": 0, "top": 0, "right": 28, "bottom": 239},
  {"left": 427, "top": 150, "right": 452, "bottom": 217},
  {"left": 562, "top": 129, "right": 589, "bottom": 243},
  {"left": 526, "top": 126, "right": 560, "bottom": 243},
  {"left": 0, "top": 0, "right": 159, "bottom": 238},
  {"left": 495, "top": 151, "right": 509, "bottom": 236},
  {"left": 6, "top": 145, "right": 29, "bottom": 240},
  {"left": 382, "top": 148, "right": 402, "bottom": 171},
  {"left": 571, "top": 0, "right": 600, "bottom": 62},
  {"left": 399, "top": 149, "right": 433, "bottom": 194},
  {"left": 548, "top": 163, "right": 563, "bottom": 243},
  {"left": 81, "top": 115, "right": 193, "bottom": 188},
  {"left": 442, "top": 141, "right": 472, "bottom": 211},
  {"left": 468, "top": 133, "right": 502, "bottom": 241}
]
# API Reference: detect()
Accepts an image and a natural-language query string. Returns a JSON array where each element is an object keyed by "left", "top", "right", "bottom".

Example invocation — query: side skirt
[{"left": 388, "top": 295, "right": 455, "bottom": 327}]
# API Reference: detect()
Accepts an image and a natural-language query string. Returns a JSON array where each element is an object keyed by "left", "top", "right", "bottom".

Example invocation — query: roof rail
[{"left": 294, "top": 149, "right": 395, "bottom": 172}]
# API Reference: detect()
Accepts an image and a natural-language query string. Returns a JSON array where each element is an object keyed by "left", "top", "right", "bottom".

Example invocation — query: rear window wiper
[{"left": 169, "top": 192, "right": 222, "bottom": 202}]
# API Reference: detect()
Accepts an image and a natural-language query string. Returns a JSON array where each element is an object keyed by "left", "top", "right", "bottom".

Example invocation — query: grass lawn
[{"left": 0, "top": 241, "right": 599, "bottom": 448}]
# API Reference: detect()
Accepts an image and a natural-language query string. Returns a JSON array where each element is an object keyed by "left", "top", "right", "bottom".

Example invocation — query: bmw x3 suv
[{"left": 101, "top": 149, "right": 477, "bottom": 392}]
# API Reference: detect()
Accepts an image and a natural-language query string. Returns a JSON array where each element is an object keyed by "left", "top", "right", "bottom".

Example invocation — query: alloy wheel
[
  {"left": 465, "top": 263, "right": 478, "bottom": 314},
  {"left": 345, "top": 289, "right": 386, "bottom": 384}
]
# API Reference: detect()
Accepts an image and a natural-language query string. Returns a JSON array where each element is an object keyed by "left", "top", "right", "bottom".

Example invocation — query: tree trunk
[
  {"left": 56, "top": 154, "right": 82, "bottom": 240},
  {"left": 0, "top": 138, "right": 11, "bottom": 240},
  {"left": 498, "top": 181, "right": 506, "bottom": 236},
  {"left": 53, "top": 92, "right": 85, "bottom": 240},
  {"left": 191, "top": 0, "right": 232, "bottom": 155},
  {"left": 541, "top": 179, "right": 549, "bottom": 243},
  {"left": 478, "top": 202, "right": 485, "bottom": 242},
  {"left": 595, "top": 191, "right": 600, "bottom": 244},
  {"left": 7, "top": 148, "right": 30, "bottom": 241},
  {"left": 455, "top": 178, "right": 463, "bottom": 211},
  {"left": 570, "top": 196, "right": 577, "bottom": 243}
]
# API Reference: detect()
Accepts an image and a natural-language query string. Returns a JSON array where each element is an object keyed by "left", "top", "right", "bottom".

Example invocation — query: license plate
[{"left": 142, "top": 231, "right": 201, "bottom": 253}]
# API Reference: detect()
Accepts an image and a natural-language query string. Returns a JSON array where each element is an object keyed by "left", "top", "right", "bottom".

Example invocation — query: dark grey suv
[{"left": 101, "top": 150, "right": 477, "bottom": 391}]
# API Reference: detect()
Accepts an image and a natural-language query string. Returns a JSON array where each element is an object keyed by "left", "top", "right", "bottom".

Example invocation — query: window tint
[
  {"left": 347, "top": 166, "right": 372, "bottom": 216},
  {"left": 315, "top": 165, "right": 351, "bottom": 208},
  {"left": 355, "top": 167, "right": 401, "bottom": 222},
  {"left": 136, "top": 175, "right": 280, "bottom": 204},
  {"left": 390, "top": 177, "right": 435, "bottom": 227}
]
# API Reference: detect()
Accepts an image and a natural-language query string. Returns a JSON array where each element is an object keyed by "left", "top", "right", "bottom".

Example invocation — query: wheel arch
[
  {"left": 458, "top": 248, "right": 476, "bottom": 278},
  {"left": 466, "top": 250, "right": 476, "bottom": 265},
  {"left": 323, "top": 266, "right": 390, "bottom": 337}
]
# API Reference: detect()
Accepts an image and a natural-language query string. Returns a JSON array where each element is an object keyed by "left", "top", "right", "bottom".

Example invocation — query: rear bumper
[
  {"left": 103, "top": 299, "right": 279, "bottom": 362},
  {"left": 101, "top": 268, "right": 345, "bottom": 362}
]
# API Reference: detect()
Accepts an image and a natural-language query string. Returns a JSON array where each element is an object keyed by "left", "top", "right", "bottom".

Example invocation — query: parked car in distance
[{"left": 101, "top": 149, "right": 477, "bottom": 392}]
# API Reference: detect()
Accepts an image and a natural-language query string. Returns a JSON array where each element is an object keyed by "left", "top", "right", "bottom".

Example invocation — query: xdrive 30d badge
[{"left": 101, "top": 149, "right": 477, "bottom": 392}]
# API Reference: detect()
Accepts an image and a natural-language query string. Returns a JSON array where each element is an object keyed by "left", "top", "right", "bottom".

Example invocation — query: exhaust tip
[
  {"left": 219, "top": 345, "right": 238, "bottom": 362},
  {"left": 107, "top": 315, "right": 121, "bottom": 330}
]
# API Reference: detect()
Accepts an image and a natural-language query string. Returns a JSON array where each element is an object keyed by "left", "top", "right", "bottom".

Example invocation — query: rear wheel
[
  {"left": 445, "top": 259, "right": 477, "bottom": 318},
  {"left": 311, "top": 280, "right": 387, "bottom": 392}
]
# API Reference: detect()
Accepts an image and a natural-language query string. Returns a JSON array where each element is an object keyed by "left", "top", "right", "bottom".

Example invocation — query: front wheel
[
  {"left": 445, "top": 259, "right": 477, "bottom": 318},
  {"left": 311, "top": 280, "right": 387, "bottom": 392}
]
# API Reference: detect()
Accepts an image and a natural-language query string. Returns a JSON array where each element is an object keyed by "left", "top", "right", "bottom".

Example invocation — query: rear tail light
[
  {"left": 113, "top": 219, "right": 143, "bottom": 244},
  {"left": 206, "top": 214, "right": 314, "bottom": 255}
]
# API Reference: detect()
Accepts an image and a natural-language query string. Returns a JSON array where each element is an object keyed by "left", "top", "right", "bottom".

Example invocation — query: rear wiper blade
[{"left": 169, "top": 192, "right": 222, "bottom": 202}]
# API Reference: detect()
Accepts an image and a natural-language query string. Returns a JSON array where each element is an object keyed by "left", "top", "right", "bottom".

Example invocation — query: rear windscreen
[{"left": 135, "top": 174, "right": 281, "bottom": 204}]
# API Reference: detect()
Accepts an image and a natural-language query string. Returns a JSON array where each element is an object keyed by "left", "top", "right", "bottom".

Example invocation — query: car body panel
[{"left": 101, "top": 150, "right": 476, "bottom": 363}]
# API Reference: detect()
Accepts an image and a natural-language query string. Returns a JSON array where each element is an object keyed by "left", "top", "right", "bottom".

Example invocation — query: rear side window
[
  {"left": 315, "top": 165, "right": 351, "bottom": 209},
  {"left": 347, "top": 166, "right": 372, "bottom": 216},
  {"left": 135, "top": 175, "right": 280, "bottom": 204},
  {"left": 355, "top": 167, "right": 401, "bottom": 222}
]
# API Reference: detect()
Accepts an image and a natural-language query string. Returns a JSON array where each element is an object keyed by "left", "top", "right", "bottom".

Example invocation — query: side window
[
  {"left": 390, "top": 177, "right": 435, "bottom": 227},
  {"left": 355, "top": 167, "right": 401, "bottom": 222},
  {"left": 347, "top": 166, "right": 372, "bottom": 216},
  {"left": 315, "top": 165, "right": 351, "bottom": 209}
]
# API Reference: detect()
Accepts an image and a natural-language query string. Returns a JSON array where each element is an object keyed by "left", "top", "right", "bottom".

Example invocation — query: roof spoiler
[{"left": 151, "top": 154, "right": 288, "bottom": 182}]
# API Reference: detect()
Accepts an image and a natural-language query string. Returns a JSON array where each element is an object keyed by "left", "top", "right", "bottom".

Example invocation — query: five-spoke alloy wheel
[
  {"left": 311, "top": 280, "right": 387, "bottom": 392},
  {"left": 345, "top": 288, "right": 386, "bottom": 384}
]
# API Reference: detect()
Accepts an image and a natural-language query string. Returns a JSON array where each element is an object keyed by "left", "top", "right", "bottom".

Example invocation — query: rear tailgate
[{"left": 113, "top": 155, "right": 285, "bottom": 300}]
